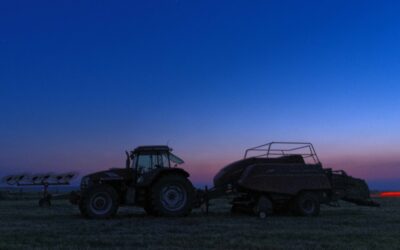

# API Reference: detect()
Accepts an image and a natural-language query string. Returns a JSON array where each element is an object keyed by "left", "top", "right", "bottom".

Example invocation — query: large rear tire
[
  {"left": 293, "top": 192, "right": 320, "bottom": 216},
  {"left": 150, "top": 175, "right": 194, "bottom": 217},
  {"left": 80, "top": 185, "right": 119, "bottom": 219}
]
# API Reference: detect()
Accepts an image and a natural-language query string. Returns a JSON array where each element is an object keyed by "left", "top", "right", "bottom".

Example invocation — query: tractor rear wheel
[
  {"left": 293, "top": 192, "right": 320, "bottom": 216},
  {"left": 150, "top": 175, "right": 194, "bottom": 217},
  {"left": 81, "top": 185, "right": 119, "bottom": 219}
]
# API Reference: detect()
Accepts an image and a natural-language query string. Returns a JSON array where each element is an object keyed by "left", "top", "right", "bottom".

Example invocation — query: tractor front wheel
[{"left": 80, "top": 185, "right": 119, "bottom": 219}]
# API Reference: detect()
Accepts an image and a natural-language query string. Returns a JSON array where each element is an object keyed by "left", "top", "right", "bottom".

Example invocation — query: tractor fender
[{"left": 138, "top": 168, "right": 190, "bottom": 187}]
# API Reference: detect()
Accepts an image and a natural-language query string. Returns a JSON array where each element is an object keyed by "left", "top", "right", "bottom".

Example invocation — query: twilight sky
[{"left": 1, "top": 1, "right": 400, "bottom": 189}]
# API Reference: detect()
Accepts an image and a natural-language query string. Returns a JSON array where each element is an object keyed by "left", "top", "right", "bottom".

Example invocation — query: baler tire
[
  {"left": 253, "top": 195, "right": 273, "bottom": 219},
  {"left": 150, "top": 175, "right": 194, "bottom": 217},
  {"left": 293, "top": 192, "right": 320, "bottom": 217}
]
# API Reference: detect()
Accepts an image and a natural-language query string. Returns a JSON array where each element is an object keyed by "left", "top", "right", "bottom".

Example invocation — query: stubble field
[{"left": 0, "top": 194, "right": 398, "bottom": 249}]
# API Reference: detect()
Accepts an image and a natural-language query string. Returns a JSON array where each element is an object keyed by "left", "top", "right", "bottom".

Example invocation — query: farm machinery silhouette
[
  {"left": 2, "top": 172, "right": 77, "bottom": 207},
  {"left": 69, "top": 142, "right": 379, "bottom": 219}
]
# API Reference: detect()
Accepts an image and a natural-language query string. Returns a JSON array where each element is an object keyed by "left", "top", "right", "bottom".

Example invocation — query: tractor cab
[{"left": 126, "top": 146, "right": 184, "bottom": 175}]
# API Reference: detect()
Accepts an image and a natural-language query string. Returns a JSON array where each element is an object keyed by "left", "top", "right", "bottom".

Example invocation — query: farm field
[{"left": 0, "top": 195, "right": 399, "bottom": 249}]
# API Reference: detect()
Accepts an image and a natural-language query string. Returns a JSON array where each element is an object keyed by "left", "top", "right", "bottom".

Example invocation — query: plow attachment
[{"left": 2, "top": 172, "right": 78, "bottom": 207}]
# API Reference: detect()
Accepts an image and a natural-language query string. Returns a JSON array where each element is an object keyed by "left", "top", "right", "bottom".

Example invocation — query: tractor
[{"left": 70, "top": 146, "right": 195, "bottom": 219}]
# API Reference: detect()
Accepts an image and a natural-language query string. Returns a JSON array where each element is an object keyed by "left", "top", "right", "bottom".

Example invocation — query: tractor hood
[{"left": 80, "top": 168, "right": 133, "bottom": 189}]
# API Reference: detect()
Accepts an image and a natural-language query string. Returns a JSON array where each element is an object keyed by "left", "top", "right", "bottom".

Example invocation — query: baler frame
[{"left": 244, "top": 141, "right": 321, "bottom": 164}]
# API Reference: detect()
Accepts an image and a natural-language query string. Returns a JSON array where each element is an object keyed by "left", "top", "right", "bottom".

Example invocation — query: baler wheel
[
  {"left": 254, "top": 196, "right": 273, "bottom": 219},
  {"left": 293, "top": 192, "right": 320, "bottom": 216}
]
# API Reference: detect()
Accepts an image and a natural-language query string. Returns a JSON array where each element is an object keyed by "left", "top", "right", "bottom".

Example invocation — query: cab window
[
  {"left": 136, "top": 154, "right": 152, "bottom": 173},
  {"left": 136, "top": 152, "right": 170, "bottom": 173},
  {"left": 159, "top": 153, "right": 170, "bottom": 168}
]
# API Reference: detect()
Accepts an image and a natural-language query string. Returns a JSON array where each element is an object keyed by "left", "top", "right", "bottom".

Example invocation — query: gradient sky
[{"left": 1, "top": 1, "right": 400, "bottom": 189}]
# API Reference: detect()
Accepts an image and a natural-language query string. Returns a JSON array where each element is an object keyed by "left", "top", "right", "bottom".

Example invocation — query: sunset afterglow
[{"left": 1, "top": 1, "right": 400, "bottom": 189}]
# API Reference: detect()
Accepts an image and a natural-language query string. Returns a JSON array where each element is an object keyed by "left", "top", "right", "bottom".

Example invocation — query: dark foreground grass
[{"left": 0, "top": 197, "right": 399, "bottom": 249}]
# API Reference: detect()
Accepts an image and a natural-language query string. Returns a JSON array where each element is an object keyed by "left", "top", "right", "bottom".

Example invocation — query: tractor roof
[{"left": 132, "top": 145, "right": 172, "bottom": 154}]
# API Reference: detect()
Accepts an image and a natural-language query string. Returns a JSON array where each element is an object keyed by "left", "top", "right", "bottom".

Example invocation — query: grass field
[{"left": 0, "top": 195, "right": 399, "bottom": 249}]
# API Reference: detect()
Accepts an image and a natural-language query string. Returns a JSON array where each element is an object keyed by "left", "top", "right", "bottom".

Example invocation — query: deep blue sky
[{"left": 1, "top": 1, "right": 400, "bottom": 189}]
